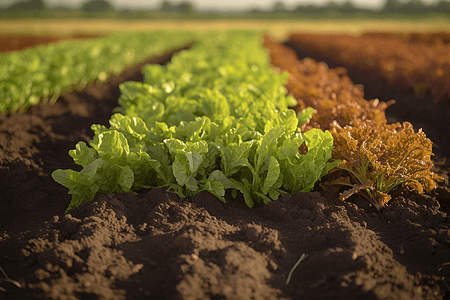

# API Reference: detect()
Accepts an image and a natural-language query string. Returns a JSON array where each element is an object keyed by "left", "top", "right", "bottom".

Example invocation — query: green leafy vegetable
[
  {"left": 1, "top": 31, "right": 196, "bottom": 114},
  {"left": 52, "top": 31, "right": 337, "bottom": 212}
]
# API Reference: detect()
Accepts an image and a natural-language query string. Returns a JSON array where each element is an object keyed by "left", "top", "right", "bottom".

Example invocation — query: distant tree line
[
  {"left": 2, "top": 0, "right": 114, "bottom": 12},
  {"left": 264, "top": 0, "right": 450, "bottom": 15},
  {"left": 381, "top": 0, "right": 450, "bottom": 14},
  {"left": 2, "top": 0, "right": 450, "bottom": 15},
  {"left": 159, "top": 0, "right": 195, "bottom": 13},
  {"left": 4, "top": 0, "right": 46, "bottom": 10}
]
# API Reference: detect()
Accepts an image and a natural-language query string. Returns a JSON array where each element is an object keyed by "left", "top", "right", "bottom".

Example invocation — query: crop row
[
  {"left": 52, "top": 31, "right": 339, "bottom": 212},
  {"left": 361, "top": 31, "right": 450, "bottom": 45},
  {"left": 288, "top": 32, "right": 450, "bottom": 103},
  {"left": 264, "top": 35, "right": 442, "bottom": 210},
  {"left": 51, "top": 31, "right": 443, "bottom": 212},
  {"left": 0, "top": 30, "right": 197, "bottom": 114}
]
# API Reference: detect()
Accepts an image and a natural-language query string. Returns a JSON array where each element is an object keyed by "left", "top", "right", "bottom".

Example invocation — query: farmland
[
  {"left": 1, "top": 20, "right": 450, "bottom": 300},
  {"left": 2, "top": 18, "right": 450, "bottom": 39}
]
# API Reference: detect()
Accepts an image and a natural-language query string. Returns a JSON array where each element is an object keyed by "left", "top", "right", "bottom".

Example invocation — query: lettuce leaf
[{"left": 52, "top": 31, "right": 337, "bottom": 212}]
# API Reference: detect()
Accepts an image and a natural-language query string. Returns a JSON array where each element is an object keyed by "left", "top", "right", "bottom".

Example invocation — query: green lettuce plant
[
  {"left": 53, "top": 31, "right": 338, "bottom": 212},
  {"left": 1, "top": 30, "right": 196, "bottom": 114}
]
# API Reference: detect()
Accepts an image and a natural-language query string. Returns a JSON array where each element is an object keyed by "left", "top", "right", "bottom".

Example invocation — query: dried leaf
[{"left": 339, "top": 180, "right": 373, "bottom": 201}]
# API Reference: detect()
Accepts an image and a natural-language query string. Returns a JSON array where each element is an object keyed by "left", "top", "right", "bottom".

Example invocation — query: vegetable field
[{"left": 0, "top": 29, "right": 449, "bottom": 300}]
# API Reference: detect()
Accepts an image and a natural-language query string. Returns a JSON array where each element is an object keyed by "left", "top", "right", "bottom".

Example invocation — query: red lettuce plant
[{"left": 325, "top": 120, "right": 443, "bottom": 211}]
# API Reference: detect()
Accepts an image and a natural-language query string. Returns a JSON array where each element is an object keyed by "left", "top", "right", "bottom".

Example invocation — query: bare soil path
[{"left": 0, "top": 33, "right": 102, "bottom": 53}]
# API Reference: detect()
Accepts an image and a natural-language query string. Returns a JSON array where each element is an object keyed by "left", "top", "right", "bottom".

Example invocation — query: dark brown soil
[
  {"left": 1, "top": 39, "right": 449, "bottom": 300},
  {"left": 0, "top": 33, "right": 103, "bottom": 53}
]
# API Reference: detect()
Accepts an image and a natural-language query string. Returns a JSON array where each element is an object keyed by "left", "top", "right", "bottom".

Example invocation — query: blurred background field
[
  {"left": 1, "top": 18, "right": 450, "bottom": 40},
  {"left": 0, "top": 0, "right": 449, "bottom": 40}
]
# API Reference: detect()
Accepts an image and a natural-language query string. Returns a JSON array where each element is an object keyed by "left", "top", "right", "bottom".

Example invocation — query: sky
[{"left": 0, "top": 0, "right": 442, "bottom": 11}]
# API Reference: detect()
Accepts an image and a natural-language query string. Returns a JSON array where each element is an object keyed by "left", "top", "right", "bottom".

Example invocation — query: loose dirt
[{"left": 0, "top": 40, "right": 449, "bottom": 300}]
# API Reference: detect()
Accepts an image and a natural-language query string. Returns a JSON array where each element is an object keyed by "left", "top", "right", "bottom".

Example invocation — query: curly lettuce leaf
[{"left": 327, "top": 120, "right": 443, "bottom": 211}]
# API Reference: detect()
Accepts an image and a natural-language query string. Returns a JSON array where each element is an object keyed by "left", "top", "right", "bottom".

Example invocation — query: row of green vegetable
[
  {"left": 0, "top": 30, "right": 197, "bottom": 114},
  {"left": 52, "top": 31, "right": 340, "bottom": 212}
]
